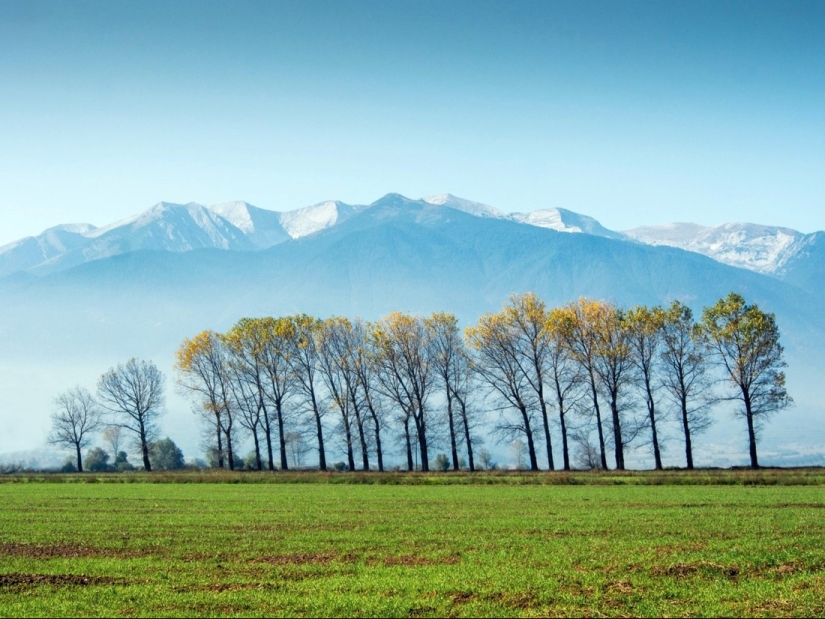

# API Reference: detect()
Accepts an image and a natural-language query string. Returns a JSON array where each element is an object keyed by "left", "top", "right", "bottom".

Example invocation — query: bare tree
[
  {"left": 449, "top": 343, "right": 481, "bottom": 472},
  {"left": 97, "top": 358, "right": 165, "bottom": 471},
  {"left": 505, "top": 293, "right": 557, "bottom": 470},
  {"left": 224, "top": 319, "right": 275, "bottom": 469},
  {"left": 317, "top": 317, "right": 359, "bottom": 471},
  {"left": 661, "top": 301, "right": 714, "bottom": 469},
  {"left": 625, "top": 305, "right": 667, "bottom": 470},
  {"left": 258, "top": 317, "right": 299, "bottom": 470},
  {"left": 102, "top": 426, "right": 123, "bottom": 461},
  {"left": 352, "top": 319, "right": 388, "bottom": 471},
  {"left": 591, "top": 305, "right": 645, "bottom": 470},
  {"left": 49, "top": 386, "right": 102, "bottom": 473},
  {"left": 466, "top": 311, "right": 540, "bottom": 471},
  {"left": 175, "top": 331, "right": 236, "bottom": 469},
  {"left": 373, "top": 313, "right": 436, "bottom": 471},
  {"left": 285, "top": 314, "right": 329, "bottom": 471},
  {"left": 427, "top": 312, "right": 464, "bottom": 471},
  {"left": 551, "top": 300, "right": 609, "bottom": 470},
  {"left": 542, "top": 319, "right": 585, "bottom": 471}
]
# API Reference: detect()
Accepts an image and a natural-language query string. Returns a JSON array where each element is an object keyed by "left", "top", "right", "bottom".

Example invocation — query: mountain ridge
[{"left": 1, "top": 193, "right": 822, "bottom": 281}]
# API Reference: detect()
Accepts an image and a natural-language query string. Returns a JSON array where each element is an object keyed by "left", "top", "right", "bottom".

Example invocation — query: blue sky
[{"left": 0, "top": 0, "right": 823, "bottom": 244}]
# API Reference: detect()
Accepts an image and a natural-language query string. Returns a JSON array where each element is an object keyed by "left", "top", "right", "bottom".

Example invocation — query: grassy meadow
[{"left": 1, "top": 471, "right": 824, "bottom": 617}]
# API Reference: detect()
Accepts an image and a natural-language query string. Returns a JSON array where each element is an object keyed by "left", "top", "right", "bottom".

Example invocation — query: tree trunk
[
  {"left": 215, "top": 415, "right": 224, "bottom": 469},
  {"left": 310, "top": 391, "right": 327, "bottom": 471},
  {"left": 404, "top": 417, "right": 414, "bottom": 471},
  {"left": 535, "top": 370, "right": 554, "bottom": 470},
  {"left": 458, "top": 397, "right": 475, "bottom": 472},
  {"left": 539, "top": 401, "right": 554, "bottom": 471},
  {"left": 681, "top": 393, "right": 694, "bottom": 470},
  {"left": 252, "top": 426, "right": 262, "bottom": 471},
  {"left": 589, "top": 376, "right": 608, "bottom": 470},
  {"left": 519, "top": 403, "right": 539, "bottom": 471},
  {"left": 370, "top": 411, "right": 384, "bottom": 472},
  {"left": 611, "top": 393, "right": 625, "bottom": 470},
  {"left": 744, "top": 393, "right": 759, "bottom": 469},
  {"left": 76, "top": 443, "right": 83, "bottom": 473},
  {"left": 276, "top": 400, "right": 288, "bottom": 470},
  {"left": 141, "top": 434, "right": 152, "bottom": 472},
  {"left": 415, "top": 406, "right": 429, "bottom": 472},
  {"left": 446, "top": 394, "right": 459, "bottom": 470},
  {"left": 344, "top": 420, "right": 355, "bottom": 472},
  {"left": 645, "top": 386, "right": 662, "bottom": 470},
  {"left": 260, "top": 398, "right": 275, "bottom": 470},
  {"left": 225, "top": 428, "right": 235, "bottom": 471},
  {"left": 559, "top": 407, "right": 570, "bottom": 471}
]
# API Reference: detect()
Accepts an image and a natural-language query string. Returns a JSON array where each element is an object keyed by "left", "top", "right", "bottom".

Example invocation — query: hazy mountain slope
[
  {"left": 0, "top": 224, "right": 97, "bottom": 277},
  {"left": 208, "top": 201, "right": 291, "bottom": 248},
  {"left": 29, "top": 202, "right": 255, "bottom": 275},
  {"left": 779, "top": 231, "right": 825, "bottom": 298},
  {"left": 3, "top": 197, "right": 819, "bottom": 357}
]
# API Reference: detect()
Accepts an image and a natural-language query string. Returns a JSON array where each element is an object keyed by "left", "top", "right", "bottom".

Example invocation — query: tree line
[{"left": 167, "top": 292, "right": 790, "bottom": 472}]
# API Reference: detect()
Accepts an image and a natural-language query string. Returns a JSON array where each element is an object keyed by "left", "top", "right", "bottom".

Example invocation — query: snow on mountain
[
  {"left": 208, "top": 201, "right": 290, "bottom": 248},
  {"left": 278, "top": 200, "right": 363, "bottom": 239},
  {"left": 0, "top": 223, "right": 98, "bottom": 276},
  {"left": 424, "top": 194, "right": 506, "bottom": 218},
  {"left": 2, "top": 193, "right": 821, "bottom": 282},
  {"left": 624, "top": 222, "right": 805, "bottom": 274},
  {"left": 84, "top": 202, "right": 252, "bottom": 251},
  {"left": 509, "top": 208, "right": 625, "bottom": 239}
]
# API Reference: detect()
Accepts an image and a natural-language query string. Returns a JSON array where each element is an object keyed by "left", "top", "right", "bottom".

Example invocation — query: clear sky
[{"left": 0, "top": 0, "right": 823, "bottom": 245}]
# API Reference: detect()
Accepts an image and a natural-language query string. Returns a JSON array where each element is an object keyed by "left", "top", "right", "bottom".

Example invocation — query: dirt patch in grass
[
  {"left": 485, "top": 591, "right": 541, "bottom": 610},
  {"left": 251, "top": 552, "right": 360, "bottom": 566},
  {"left": 653, "top": 561, "right": 740, "bottom": 578},
  {"left": 375, "top": 555, "right": 461, "bottom": 567},
  {"left": 0, "top": 572, "right": 125, "bottom": 590},
  {"left": 0, "top": 542, "right": 145, "bottom": 560}
]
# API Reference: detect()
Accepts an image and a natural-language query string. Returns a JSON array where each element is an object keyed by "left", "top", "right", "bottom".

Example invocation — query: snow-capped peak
[
  {"left": 279, "top": 200, "right": 360, "bottom": 239},
  {"left": 209, "top": 201, "right": 257, "bottom": 234},
  {"left": 423, "top": 194, "right": 506, "bottom": 218},
  {"left": 624, "top": 221, "right": 805, "bottom": 273}
]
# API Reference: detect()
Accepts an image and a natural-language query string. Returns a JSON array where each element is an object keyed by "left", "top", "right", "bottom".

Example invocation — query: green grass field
[{"left": 1, "top": 474, "right": 824, "bottom": 617}]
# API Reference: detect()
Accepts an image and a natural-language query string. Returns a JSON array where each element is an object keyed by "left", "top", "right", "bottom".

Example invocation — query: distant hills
[{"left": 0, "top": 192, "right": 822, "bottom": 465}]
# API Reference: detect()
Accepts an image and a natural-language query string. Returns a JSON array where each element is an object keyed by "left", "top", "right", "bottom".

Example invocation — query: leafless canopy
[
  {"left": 97, "top": 358, "right": 165, "bottom": 472},
  {"left": 49, "top": 386, "right": 102, "bottom": 473}
]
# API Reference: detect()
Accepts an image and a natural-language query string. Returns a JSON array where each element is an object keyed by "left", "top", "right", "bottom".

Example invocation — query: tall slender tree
[
  {"left": 285, "top": 314, "right": 328, "bottom": 471},
  {"left": 544, "top": 311, "right": 585, "bottom": 471},
  {"left": 552, "top": 299, "right": 609, "bottom": 469},
  {"left": 372, "top": 313, "right": 435, "bottom": 471},
  {"left": 625, "top": 305, "right": 666, "bottom": 470},
  {"left": 504, "top": 293, "right": 557, "bottom": 470},
  {"left": 466, "top": 311, "right": 540, "bottom": 471},
  {"left": 660, "top": 301, "right": 714, "bottom": 469},
  {"left": 426, "top": 312, "right": 464, "bottom": 471},
  {"left": 701, "top": 293, "right": 792, "bottom": 468},
  {"left": 175, "top": 331, "right": 236, "bottom": 469}
]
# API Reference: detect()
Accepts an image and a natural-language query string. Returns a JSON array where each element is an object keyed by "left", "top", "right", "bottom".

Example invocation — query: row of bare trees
[
  {"left": 175, "top": 313, "right": 481, "bottom": 473},
  {"left": 176, "top": 292, "right": 791, "bottom": 471}
]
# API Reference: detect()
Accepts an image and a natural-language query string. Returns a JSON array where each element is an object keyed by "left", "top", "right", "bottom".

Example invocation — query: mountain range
[
  {"left": 0, "top": 192, "right": 822, "bottom": 467},
  {"left": 2, "top": 193, "right": 822, "bottom": 282}
]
